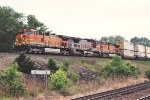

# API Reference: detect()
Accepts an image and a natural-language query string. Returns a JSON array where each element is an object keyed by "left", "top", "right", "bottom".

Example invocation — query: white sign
[{"left": 31, "top": 70, "right": 50, "bottom": 75}]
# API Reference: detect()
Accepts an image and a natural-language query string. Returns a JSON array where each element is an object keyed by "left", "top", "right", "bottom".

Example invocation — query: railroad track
[
  {"left": 71, "top": 81, "right": 150, "bottom": 100},
  {"left": 0, "top": 52, "right": 149, "bottom": 61},
  {"left": 137, "top": 95, "right": 150, "bottom": 100},
  {"left": 12, "top": 52, "right": 148, "bottom": 61}
]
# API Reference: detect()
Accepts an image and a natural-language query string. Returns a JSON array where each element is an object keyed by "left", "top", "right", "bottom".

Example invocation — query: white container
[
  {"left": 123, "top": 50, "right": 135, "bottom": 58},
  {"left": 146, "top": 46, "right": 150, "bottom": 53},
  {"left": 124, "top": 41, "right": 134, "bottom": 50},
  {"left": 134, "top": 44, "right": 145, "bottom": 52},
  {"left": 146, "top": 53, "right": 150, "bottom": 58},
  {"left": 134, "top": 52, "right": 146, "bottom": 57},
  {"left": 116, "top": 41, "right": 134, "bottom": 51}
]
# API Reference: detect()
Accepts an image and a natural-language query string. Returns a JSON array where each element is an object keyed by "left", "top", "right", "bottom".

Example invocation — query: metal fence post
[
  {"left": 46, "top": 71, "right": 48, "bottom": 100},
  {"left": 34, "top": 71, "right": 36, "bottom": 100}
]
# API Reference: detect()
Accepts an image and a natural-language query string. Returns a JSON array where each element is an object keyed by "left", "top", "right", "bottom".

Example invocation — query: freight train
[{"left": 14, "top": 29, "right": 150, "bottom": 60}]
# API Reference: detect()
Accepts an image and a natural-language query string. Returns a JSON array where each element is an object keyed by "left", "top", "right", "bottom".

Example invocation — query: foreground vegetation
[{"left": 0, "top": 53, "right": 150, "bottom": 99}]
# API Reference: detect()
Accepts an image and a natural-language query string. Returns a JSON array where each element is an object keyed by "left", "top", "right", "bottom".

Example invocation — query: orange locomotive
[{"left": 14, "top": 29, "right": 67, "bottom": 53}]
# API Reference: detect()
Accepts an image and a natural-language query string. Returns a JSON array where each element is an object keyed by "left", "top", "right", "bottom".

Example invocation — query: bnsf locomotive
[{"left": 14, "top": 29, "right": 150, "bottom": 60}]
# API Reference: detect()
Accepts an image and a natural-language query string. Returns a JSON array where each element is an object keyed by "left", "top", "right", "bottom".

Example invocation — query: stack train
[{"left": 14, "top": 29, "right": 150, "bottom": 60}]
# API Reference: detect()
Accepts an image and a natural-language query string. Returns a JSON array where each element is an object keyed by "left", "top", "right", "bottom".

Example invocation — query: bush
[
  {"left": 124, "top": 61, "right": 139, "bottom": 77},
  {"left": 61, "top": 59, "right": 70, "bottom": 72},
  {"left": 101, "top": 55, "right": 140, "bottom": 78},
  {"left": 0, "top": 62, "right": 26, "bottom": 97},
  {"left": 49, "top": 70, "right": 69, "bottom": 91},
  {"left": 47, "top": 57, "right": 59, "bottom": 70},
  {"left": 145, "top": 69, "right": 150, "bottom": 79},
  {"left": 81, "top": 57, "right": 85, "bottom": 64},
  {"left": 68, "top": 71, "right": 80, "bottom": 83},
  {"left": 14, "top": 53, "right": 36, "bottom": 74}
]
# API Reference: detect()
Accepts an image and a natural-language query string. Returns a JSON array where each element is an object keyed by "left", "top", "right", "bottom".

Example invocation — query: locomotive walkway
[{"left": 71, "top": 81, "right": 150, "bottom": 100}]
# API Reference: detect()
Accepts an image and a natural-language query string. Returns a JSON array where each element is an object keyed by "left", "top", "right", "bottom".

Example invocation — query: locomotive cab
[{"left": 14, "top": 29, "right": 45, "bottom": 53}]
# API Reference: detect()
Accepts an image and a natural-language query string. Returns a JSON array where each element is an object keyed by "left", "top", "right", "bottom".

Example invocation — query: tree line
[
  {"left": 0, "top": 5, "right": 150, "bottom": 52},
  {"left": 101, "top": 35, "right": 150, "bottom": 47}
]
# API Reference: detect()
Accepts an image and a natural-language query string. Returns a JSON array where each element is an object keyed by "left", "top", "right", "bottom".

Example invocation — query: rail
[{"left": 71, "top": 81, "right": 150, "bottom": 100}]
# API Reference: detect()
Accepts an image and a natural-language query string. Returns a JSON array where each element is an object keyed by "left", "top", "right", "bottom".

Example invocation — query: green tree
[
  {"left": 47, "top": 57, "right": 59, "bottom": 70},
  {"left": 101, "top": 35, "right": 126, "bottom": 44},
  {"left": 14, "top": 53, "right": 36, "bottom": 74},
  {"left": 130, "top": 36, "right": 150, "bottom": 47},
  {"left": 68, "top": 71, "right": 80, "bottom": 83},
  {"left": 0, "top": 62, "right": 26, "bottom": 97},
  {"left": 49, "top": 70, "right": 69, "bottom": 91},
  {"left": 27, "top": 15, "right": 48, "bottom": 31},
  {"left": 0, "top": 6, "right": 26, "bottom": 52},
  {"left": 61, "top": 59, "right": 70, "bottom": 72}
]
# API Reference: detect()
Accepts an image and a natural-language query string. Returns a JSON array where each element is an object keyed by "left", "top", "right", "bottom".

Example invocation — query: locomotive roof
[
  {"left": 83, "top": 38, "right": 96, "bottom": 41},
  {"left": 57, "top": 35, "right": 70, "bottom": 39},
  {"left": 70, "top": 37, "right": 82, "bottom": 40}
]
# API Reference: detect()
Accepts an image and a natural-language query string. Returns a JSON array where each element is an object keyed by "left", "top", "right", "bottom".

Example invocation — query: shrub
[
  {"left": 47, "top": 57, "right": 59, "bottom": 70},
  {"left": 124, "top": 61, "right": 140, "bottom": 77},
  {"left": 101, "top": 55, "right": 140, "bottom": 78},
  {"left": 49, "top": 70, "right": 69, "bottom": 91},
  {"left": 68, "top": 71, "right": 80, "bottom": 83},
  {"left": 145, "top": 69, "right": 150, "bottom": 79},
  {"left": 0, "top": 62, "right": 26, "bottom": 97},
  {"left": 81, "top": 57, "right": 85, "bottom": 64},
  {"left": 61, "top": 59, "right": 70, "bottom": 72},
  {"left": 14, "top": 53, "right": 36, "bottom": 74}
]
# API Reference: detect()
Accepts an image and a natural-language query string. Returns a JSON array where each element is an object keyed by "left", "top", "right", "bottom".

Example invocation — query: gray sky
[{"left": 1, "top": 0, "right": 150, "bottom": 40}]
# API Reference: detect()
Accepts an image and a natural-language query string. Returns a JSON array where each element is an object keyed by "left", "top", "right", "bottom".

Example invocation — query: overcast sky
[{"left": 1, "top": 0, "right": 150, "bottom": 40}]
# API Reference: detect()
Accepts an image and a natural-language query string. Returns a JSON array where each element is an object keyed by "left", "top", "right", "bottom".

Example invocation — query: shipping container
[
  {"left": 134, "top": 44, "right": 145, "bottom": 52},
  {"left": 119, "top": 49, "right": 135, "bottom": 58},
  {"left": 146, "top": 53, "right": 150, "bottom": 58},
  {"left": 134, "top": 52, "right": 146, "bottom": 58},
  {"left": 146, "top": 46, "right": 150, "bottom": 54},
  {"left": 116, "top": 41, "right": 134, "bottom": 50}
]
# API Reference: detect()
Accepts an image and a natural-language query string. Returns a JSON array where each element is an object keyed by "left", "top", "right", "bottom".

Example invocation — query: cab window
[{"left": 25, "top": 31, "right": 32, "bottom": 35}]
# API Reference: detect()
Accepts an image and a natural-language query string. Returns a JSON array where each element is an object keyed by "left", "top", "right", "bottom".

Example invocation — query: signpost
[{"left": 31, "top": 70, "right": 50, "bottom": 100}]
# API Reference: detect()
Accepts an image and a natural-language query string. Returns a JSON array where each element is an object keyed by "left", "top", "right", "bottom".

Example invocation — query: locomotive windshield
[{"left": 25, "top": 31, "right": 32, "bottom": 35}]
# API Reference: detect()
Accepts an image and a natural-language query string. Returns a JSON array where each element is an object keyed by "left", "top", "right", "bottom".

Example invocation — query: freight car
[{"left": 14, "top": 28, "right": 150, "bottom": 60}]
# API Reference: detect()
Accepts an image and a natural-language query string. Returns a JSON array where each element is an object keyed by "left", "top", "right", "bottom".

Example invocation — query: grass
[
  {"left": 130, "top": 60, "right": 150, "bottom": 76},
  {"left": 79, "top": 62, "right": 99, "bottom": 72},
  {"left": 77, "top": 58, "right": 102, "bottom": 72},
  {"left": 68, "top": 76, "right": 148, "bottom": 99},
  {"left": 137, "top": 60, "right": 150, "bottom": 66}
]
